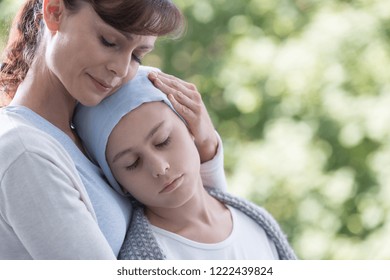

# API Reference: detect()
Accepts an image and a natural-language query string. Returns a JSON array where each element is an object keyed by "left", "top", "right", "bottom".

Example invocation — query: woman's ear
[{"left": 43, "top": 0, "right": 64, "bottom": 33}]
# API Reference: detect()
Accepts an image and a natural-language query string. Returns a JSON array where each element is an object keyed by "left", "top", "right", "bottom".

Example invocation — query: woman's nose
[{"left": 107, "top": 52, "right": 134, "bottom": 79}]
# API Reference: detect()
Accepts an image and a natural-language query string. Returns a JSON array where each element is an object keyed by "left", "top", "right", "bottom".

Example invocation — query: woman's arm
[
  {"left": 0, "top": 151, "right": 116, "bottom": 260},
  {"left": 199, "top": 131, "right": 228, "bottom": 191},
  {"left": 148, "top": 71, "right": 227, "bottom": 190}
]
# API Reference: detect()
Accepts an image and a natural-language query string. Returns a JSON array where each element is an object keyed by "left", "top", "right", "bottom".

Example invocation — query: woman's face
[
  {"left": 106, "top": 102, "right": 202, "bottom": 209},
  {"left": 45, "top": 2, "right": 156, "bottom": 106}
]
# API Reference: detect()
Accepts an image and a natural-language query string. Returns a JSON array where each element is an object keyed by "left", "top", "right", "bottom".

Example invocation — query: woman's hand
[{"left": 148, "top": 71, "right": 218, "bottom": 163}]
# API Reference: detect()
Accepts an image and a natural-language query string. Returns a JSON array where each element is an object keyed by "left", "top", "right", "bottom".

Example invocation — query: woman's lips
[{"left": 88, "top": 74, "right": 113, "bottom": 93}]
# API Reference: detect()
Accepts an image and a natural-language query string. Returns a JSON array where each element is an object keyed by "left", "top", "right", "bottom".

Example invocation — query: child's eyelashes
[
  {"left": 124, "top": 137, "right": 171, "bottom": 171},
  {"left": 126, "top": 158, "right": 139, "bottom": 171},
  {"left": 156, "top": 137, "right": 171, "bottom": 148}
]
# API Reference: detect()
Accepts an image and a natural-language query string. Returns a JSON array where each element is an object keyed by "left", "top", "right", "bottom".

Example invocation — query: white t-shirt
[{"left": 150, "top": 206, "right": 279, "bottom": 260}]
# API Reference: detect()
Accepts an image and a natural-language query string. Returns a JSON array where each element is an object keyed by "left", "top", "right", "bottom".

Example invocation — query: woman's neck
[
  {"left": 145, "top": 183, "right": 232, "bottom": 243},
  {"left": 10, "top": 63, "right": 78, "bottom": 140}
]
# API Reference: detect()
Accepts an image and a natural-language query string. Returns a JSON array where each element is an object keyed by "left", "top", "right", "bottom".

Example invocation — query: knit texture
[{"left": 119, "top": 188, "right": 297, "bottom": 260}]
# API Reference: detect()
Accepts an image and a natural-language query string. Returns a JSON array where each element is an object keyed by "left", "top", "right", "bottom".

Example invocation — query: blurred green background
[{"left": 2, "top": 0, "right": 390, "bottom": 259}]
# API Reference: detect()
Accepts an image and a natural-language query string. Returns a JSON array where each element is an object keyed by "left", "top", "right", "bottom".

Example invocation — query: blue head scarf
[{"left": 73, "top": 66, "right": 184, "bottom": 195}]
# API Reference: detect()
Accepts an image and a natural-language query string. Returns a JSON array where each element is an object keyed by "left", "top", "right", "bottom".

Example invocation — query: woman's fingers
[
  {"left": 148, "top": 71, "right": 200, "bottom": 114},
  {"left": 152, "top": 71, "right": 197, "bottom": 91},
  {"left": 153, "top": 78, "right": 197, "bottom": 111},
  {"left": 166, "top": 93, "right": 196, "bottom": 121},
  {"left": 149, "top": 71, "right": 200, "bottom": 100},
  {"left": 148, "top": 70, "right": 218, "bottom": 162}
]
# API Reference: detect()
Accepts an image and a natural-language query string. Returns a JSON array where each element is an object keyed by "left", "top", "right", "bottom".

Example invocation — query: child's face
[{"left": 106, "top": 102, "right": 202, "bottom": 208}]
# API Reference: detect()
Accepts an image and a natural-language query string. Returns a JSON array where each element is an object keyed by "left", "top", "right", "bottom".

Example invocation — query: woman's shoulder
[{"left": 0, "top": 109, "right": 72, "bottom": 173}]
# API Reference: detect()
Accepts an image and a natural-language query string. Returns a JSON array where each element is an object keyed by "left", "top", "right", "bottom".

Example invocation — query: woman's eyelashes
[
  {"left": 132, "top": 54, "right": 142, "bottom": 64},
  {"left": 100, "top": 36, "right": 143, "bottom": 64},
  {"left": 100, "top": 36, "right": 116, "bottom": 47}
]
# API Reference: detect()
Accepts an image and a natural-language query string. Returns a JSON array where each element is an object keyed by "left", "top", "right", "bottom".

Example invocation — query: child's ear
[
  {"left": 121, "top": 186, "right": 129, "bottom": 195},
  {"left": 43, "top": 0, "right": 64, "bottom": 33}
]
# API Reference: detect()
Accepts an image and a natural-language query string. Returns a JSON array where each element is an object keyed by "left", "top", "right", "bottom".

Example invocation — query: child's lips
[{"left": 160, "top": 175, "right": 184, "bottom": 193}]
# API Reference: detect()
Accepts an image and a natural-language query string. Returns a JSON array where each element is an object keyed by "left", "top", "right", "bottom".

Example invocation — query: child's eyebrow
[
  {"left": 146, "top": 121, "right": 164, "bottom": 141},
  {"left": 112, "top": 148, "right": 133, "bottom": 163},
  {"left": 112, "top": 121, "right": 165, "bottom": 163}
]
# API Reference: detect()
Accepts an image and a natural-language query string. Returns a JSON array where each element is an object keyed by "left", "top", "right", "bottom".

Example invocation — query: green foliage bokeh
[{"left": 1, "top": 0, "right": 390, "bottom": 259}]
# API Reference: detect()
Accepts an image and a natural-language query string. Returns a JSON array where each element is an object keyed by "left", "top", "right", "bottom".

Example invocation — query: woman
[{"left": 0, "top": 0, "right": 226, "bottom": 259}]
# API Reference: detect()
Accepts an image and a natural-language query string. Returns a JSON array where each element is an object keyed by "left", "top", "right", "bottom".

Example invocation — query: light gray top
[{"left": 0, "top": 108, "right": 116, "bottom": 259}]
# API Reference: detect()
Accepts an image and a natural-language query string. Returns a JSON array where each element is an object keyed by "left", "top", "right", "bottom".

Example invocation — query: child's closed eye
[
  {"left": 126, "top": 158, "right": 139, "bottom": 171},
  {"left": 156, "top": 137, "right": 171, "bottom": 148}
]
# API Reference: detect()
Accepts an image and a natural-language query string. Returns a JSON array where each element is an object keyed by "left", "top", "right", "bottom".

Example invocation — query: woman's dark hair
[{"left": 0, "top": 0, "right": 184, "bottom": 106}]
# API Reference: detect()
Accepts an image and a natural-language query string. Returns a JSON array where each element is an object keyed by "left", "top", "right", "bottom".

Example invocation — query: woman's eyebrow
[
  {"left": 98, "top": 22, "right": 155, "bottom": 52},
  {"left": 138, "top": 44, "right": 155, "bottom": 52}
]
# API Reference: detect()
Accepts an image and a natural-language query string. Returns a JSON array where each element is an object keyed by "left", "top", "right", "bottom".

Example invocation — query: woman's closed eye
[
  {"left": 100, "top": 36, "right": 116, "bottom": 48},
  {"left": 132, "top": 54, "right": 142, "bottom": 64},
  {"left": 101, "top": 36, "right": 142, "bottom": 64}
]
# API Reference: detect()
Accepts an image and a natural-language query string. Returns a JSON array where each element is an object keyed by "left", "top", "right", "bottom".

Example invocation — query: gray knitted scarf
[{"left": 119, "top": 188, "right": 297, "bottom": 260}]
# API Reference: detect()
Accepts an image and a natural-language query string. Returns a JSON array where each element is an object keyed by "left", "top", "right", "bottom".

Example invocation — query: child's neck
[{"left": 145, "top": 185, "right": 232, "bottom": 244}]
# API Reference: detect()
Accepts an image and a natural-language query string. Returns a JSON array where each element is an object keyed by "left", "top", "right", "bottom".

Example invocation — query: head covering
[{"left": 73, "top": 66, "right": 183, "bottom": 195}]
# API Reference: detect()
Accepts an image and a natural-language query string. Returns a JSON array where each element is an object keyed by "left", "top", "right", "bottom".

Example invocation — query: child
[{"left": 74, "top": 66, "right": 296, "bottom": 260}]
